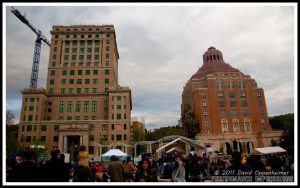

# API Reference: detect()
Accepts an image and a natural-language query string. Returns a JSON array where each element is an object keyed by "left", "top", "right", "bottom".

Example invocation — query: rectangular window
[
  {"left": 93, "top": 70, "right": 98, "bottom": 75},
  {"left": 51, "top": 70, "right": 55, "bottom": 76},
  {"left": 104, "top": 115, "right": 108, "bottom": 120},
  {"left": 240, "top": 92, "right": 247, "bottom": 98},
  {"left": 102, "top": 124, "right": 108, "bottom": 131},
  {"left": 105, "top": 79, "right": 109, "bottom": 84},
  {"left": 117, "top": 105, "right": 121, "bottom": 109},
  {"left": 256, "top": 92, "right": 261, "bottom": 97},
  {"left": 117, "top": 114, "right": 121, "bottom": 120},
  {"left": 83, "top": 116, "right": 89, "bottom": 120},
  {"left": 204, "top": 111, "right": 208, "bottom": 116},
  {"left": 203, "top": 102, "right": 207, "bottom": 107},
  {"left": 124, "top": 114, "right": 127, "bottom": 119},
  {"left": 41, "top": 125, "right": 47, "bottom": 131},
  {"left": 85, "top": 79, "right": 90, "bottom": 84},
  {"left": 117, "top": 135, "right": 121, "bottom": 141},
  {"left": 59, "top": 101, "right": 64, "bottom": 112},
  {"left": 92, "top": 88, "right": 97, "bottom": 93},
  {"left": 117, "top": 96, "right": 121, "bottom": 101},
  {"left": 124, "top": 105, "right": 126, "bottom": 109},
  {"left": 93, "top": 79, "right": 98, "bottom": 84},
  {"left": 77, "top": 79, "right": 82, "bottom": 84},
  {"left": 28, "top": 115, "right": 33, "bottom": 121},
  {"left": 111, "top": 124, "right": 114, "bottom": 130},
  {"left": 219, "top": 101, "right": 225, "bottom": 107},
  {"left": 54, "top": 125, "right": 60, "bottom": 131},
  {"left": 245, "top": 122, "right": 252, "bottom": 132},
  {"left": 111, "top": 135, "right": 114, "bottom": 141},
  {"left": 76, "top": 101, "right": 81, "bottom": 112},
  {"left": 220, "top": 110, "right": 226, "bottom": 117},
  {"left": 26, "top": 125, "right": 32, "bottom": 131},
  {"left": 72, "top": 55, "right": 76, "bottom": 61},
  {"left": 106, "top": 54, "right": 109, "bottom": 58},
  {"left": 230, "top": 101, "right": 236, "bottom": 107},
  {"left": 70, "top": 70, "right": 75, "bottom": 75},
  {"left": 75, "top": 116, "right": 80, "bottom": 120},
  {"left": 89, "top": 135, "right": 94, "bottom": 141},
  {"left": 204, "top": 121, "right": 209, "bottom": 128},
  {"left": 95, "top": 47, "right": 99, "bottom": 52},
  {"left": 69, "top": 88, "right": 74, "bottom": 94},
  {"left": 69, "top": 79, "right": 74, "bottom": 84},
  {"left": 26, "top": 136, "right": 31, "bottom": 142},
  {"left": 68, "top": 101, "right": 73, "bottom": 112},
  {"left": 72, "top": 48, "right": 77, "bottom": 53},
  {"left": 92, "top": 101, "right": 97, "bottom": 112},
  {"left": 94, "top": 55, "right": 99, "bottom": 60},
  {"left": 124, "top": 134, "right": 127, "bottom": 141},
  {"left": 61, "top": 88, "right": 66, "bottom": 94},
  {"left": 222, "top": 123, "right": 228, "bottom": 132},
  {"left": 217, "top": 92, "right": 224, "bottom": 98},
  {"left": 86, "top": 70, "right": 90, "bottom": 75},
  {"left": 105, "top": 69, "right": 109, "bottom": 75},
  {"left": 62, "top": 70, "right": 67, "bottom": 75},
  {"left": 233, "top": 122, "right": 240, "bottom": 132},
  {"left": 41, "top": 136, "right": 46, "bottom": 142},
  {"left": 79, "top": 55, "right": 84, "bottom": 60},
  {"left": 84, "top": 101, "right": 89, "bottom": 112},
  {"left": 231, "top": 110, "right": 238, "bottom": 117},
  {"left": 53, "top": 136, "right": 59, "bottom": 142},
  {"left": 241, "top": 101, "right": 248, "bottom": 107},
  {"left": 242, "top": 110, "right": 249, "bottom": 116},
  {"left": 229, "top": 92, "right": 235, "bottom": 98},
  {"left": 124, "top": 124, "right": 127, "bottom": 130},
  {"left": 106, "top": 61, "right": 109, "bottom": 66},
  {"left": 89, "top": 146, "right": 94, "bottom": 154},
  {"left": 50, "top": 80, "right": 54, "bottom": 85},
  {"left": 101, "top": 135, "right": 107, "bottom": 141},
  {"left": 77, "top": 88, "right": 81, "bottom": 94},
  {"left": 84, "top": 88, "right": 89, "bottom": 94}
]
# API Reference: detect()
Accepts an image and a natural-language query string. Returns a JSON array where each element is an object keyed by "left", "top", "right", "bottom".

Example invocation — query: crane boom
[{"left": 11, "top": 7, "right": 51, "bottom": 88}]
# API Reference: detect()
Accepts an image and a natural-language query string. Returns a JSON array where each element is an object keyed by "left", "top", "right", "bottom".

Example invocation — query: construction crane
[{"left": 11, "top": 7, "right": 51, "bottom": 88}]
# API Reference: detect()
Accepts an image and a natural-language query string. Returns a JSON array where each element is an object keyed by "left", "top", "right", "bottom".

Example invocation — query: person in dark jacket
[
  {"left": 7, "top": 148, "right": 42, "bottom": 182},
  {"left": 42, "top": 148, "right": 69, "bottom": 182}
]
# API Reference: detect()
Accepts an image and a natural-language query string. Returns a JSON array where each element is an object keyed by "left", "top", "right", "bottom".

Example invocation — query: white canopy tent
[
  {"left": 101, "top": 149, "right": 128, "bottom": 162},
  {"left": 254, "top": 146, "right": 286, "bottom": 154},
  {"left": 102, "top": 149, "right": 128, "bottom": 157}
]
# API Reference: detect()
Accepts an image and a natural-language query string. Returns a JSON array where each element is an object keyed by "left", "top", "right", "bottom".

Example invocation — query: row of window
[
  {"left": 202, "top": 101, "right": 248, "bottom": 108},
  {"left": 202, "top": 110, "right": 249, "bottom": 117},
  {"left": 49, "top": 87, "right": 109, "bottom": 94},
  {"left": 221, "top": 122, "right": 252, "bottom": 132},
  {"left": 24, "top": 98, "right": 39, "bottom": 102},
  {"left": 54, "top": 32, "right": 111, "bottom": 39},
  {"left": 51, "top": 69, "right": 109, "bottom": 76},
  {"left": 52, "top": 39, "right": 110, "bottom": 46},
  {"left": 21, "top": 123, "right": 127, "bottom": 132},
  {"left": 53, "top": 53, "right": 109, "bottom": 61},
  {"left": 21, "top": 134, "right": 127, "bottom": 144},
  {"left": 202, "top": 92, "right": 261, "bottom": 99},
  {"left": 52, "top": 61, "right": 110, "bottom": 68},
  {"left": 215, "top": 80, "right": 246, "bottom": 89}
]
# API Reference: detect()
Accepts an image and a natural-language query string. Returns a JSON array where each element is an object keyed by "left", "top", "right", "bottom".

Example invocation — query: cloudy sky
[{"left": 4, "top": 3, "right": 296, "bottom": 130}]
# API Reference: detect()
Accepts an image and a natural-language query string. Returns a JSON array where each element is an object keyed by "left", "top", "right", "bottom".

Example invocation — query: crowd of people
[{"left": 6, "top": 146, "right": 294, "bottom": 182}]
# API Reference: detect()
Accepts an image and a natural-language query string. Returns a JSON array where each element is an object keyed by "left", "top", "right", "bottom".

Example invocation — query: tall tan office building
[
  {"left": 18, "top": 25, "right": 132, "bottom": 160},
  {"left": 181, "top": 47, "right": 282, "bottom": 154}
]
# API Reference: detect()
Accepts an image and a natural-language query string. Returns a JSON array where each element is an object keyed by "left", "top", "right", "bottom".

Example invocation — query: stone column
[
  {"left": 80, "top": 136, "right": 83, "bottom": 146},
  {"left": 58, "top": 135, "right": 64, "bottom": 152},
  {"left": 63, "top": 136, "right": 68, "bottom": 153},
  {"left": 99, "top": 145, "right": 102, "bottom": 161},
  {"left": 83, "top": 134, "right": 88, "bottom": 146},
  {"left": 149, "top": 143, "right": 152, "bottom": 154}
]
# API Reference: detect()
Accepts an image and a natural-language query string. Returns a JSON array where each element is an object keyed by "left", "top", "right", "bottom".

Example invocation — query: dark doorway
[
  {"left": 68, "top": 136, "right": 80, "bottom": 162},
  {"left": 225, "top": 142, "right": 232, "bottom": 155},
  {"left": 233, "top": 140, "right": 238, "bottom": 150}
]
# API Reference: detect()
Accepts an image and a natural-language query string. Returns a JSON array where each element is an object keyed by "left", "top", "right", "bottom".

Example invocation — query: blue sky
[{"left": 4, "top": 3, "right": 296, "bottom": 130}]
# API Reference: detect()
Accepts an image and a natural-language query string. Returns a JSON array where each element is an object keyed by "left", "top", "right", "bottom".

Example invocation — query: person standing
[
  {"left": 123, "top": 156, "right": 136, "bottom": 181},
  {"left": 42, "top": 148, "right": 69, "bottom": 182},
  {"left": 73, "top": 145, "right": 92, "bottom": 182},
  {"left": 108, "top": 155, "right": 124, "bottom": 182},
  {"left": 7, "top": 148, "right": 42, "bottom": 182}
]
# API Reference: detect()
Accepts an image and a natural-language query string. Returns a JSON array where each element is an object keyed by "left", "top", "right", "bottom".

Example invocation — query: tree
[
  {"left": 132, "top": 129, "right": 145, "bottom": 143},
  {"left": 6, "top": 111, "right": 19, "bottom": 157}
]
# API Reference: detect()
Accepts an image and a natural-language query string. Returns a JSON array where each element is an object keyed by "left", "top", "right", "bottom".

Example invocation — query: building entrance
[{"left": 67, "top": 135, "right": 80, "bottom": 162}]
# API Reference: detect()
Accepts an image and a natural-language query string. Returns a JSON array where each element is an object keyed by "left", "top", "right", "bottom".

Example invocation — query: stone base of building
[{"left": 195, "top": 130, "right": 283, "bottom": 155}]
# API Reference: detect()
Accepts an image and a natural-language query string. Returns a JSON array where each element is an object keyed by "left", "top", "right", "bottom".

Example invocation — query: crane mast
[{"left": 11, "top": 7, "right": 50, "bottom": 88}]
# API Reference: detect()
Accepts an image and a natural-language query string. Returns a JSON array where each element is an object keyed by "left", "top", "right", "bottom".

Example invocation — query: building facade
[
  {"left": 18, "top": 25, "right": 132, "bottom": 161},
  {"left": 181, "top": 47, "right": 282, "bottom": 154}
]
